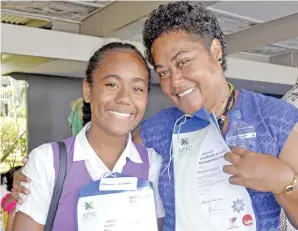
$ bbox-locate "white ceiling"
[102,1,298,61]
[206,2,298,55]
[249,44,296,56]
[208,1,298,22]
[21,59,88,78]
[1,1,112,22]
[2,1,298,59]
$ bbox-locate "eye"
[158,70,168,78]
[178,59,190,67]
[133,87,144,92]
[106,83,118,88]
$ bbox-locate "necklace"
[217,83,235,130]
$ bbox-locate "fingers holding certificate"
[224,147,294,194]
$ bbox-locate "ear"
[82,80,91,103]
[210,38,223,62]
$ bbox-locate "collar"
[73,122,143,164]
[173,107,211,134]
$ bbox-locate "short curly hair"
[142,1,227,71]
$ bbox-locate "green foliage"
[0,78,27,172]
[0,117,26,170]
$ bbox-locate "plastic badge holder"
[77,172,158,231]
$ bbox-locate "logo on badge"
[242,214,253,226]
[231,198,245,213]
[82,201,97,219]
[84,201,94,210]
[180,138,188,145]
[178,137,192,153]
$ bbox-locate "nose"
[170,69,183,95]
[115,86,132,105]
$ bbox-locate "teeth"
[109,111,131,117]
[178,86,197,98]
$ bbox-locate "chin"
[108,129,131,137]
[107,124,135,137]
[177,103,203,115]
[104,116,141,136]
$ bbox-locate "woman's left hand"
[223,147,294,194]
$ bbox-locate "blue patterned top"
[140,89,298,231]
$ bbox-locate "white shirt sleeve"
[16,143,55,225]
[147,148,165,219]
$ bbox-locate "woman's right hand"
[12,157,31,204]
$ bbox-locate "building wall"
[144,84,174,120]
[12,73,83,152]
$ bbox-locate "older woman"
[12,2,298,231]
[134,2,298,231]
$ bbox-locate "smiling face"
[152,31,226,115]
[83,50,149,136]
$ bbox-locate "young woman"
[11,42,164,231]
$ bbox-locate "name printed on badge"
[100,177,138,191]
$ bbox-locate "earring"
[218,57,222,63]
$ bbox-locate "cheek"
[91,91,112,110]
[187,64,214,89]
[160,79,171,95]
[134,95,148,114]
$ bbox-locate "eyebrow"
[102,74,121,81]
[171,50,189,62]
[154,64,164,70]
[132,78,147,84]
[154,50,189,70]
[103,74,147,84]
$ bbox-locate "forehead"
[93,50,148,79]
[151,31,205,60]
[100,50,144,67]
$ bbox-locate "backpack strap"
[44,141,67,231]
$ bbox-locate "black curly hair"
[142,1,227,71]
[83,42,151,126]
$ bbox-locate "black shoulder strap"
[44,141,68,231]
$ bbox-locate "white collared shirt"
[17,123,165,225]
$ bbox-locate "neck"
[86,123,128,170]
[210,82,231,119]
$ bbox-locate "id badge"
[77,173,158,231]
